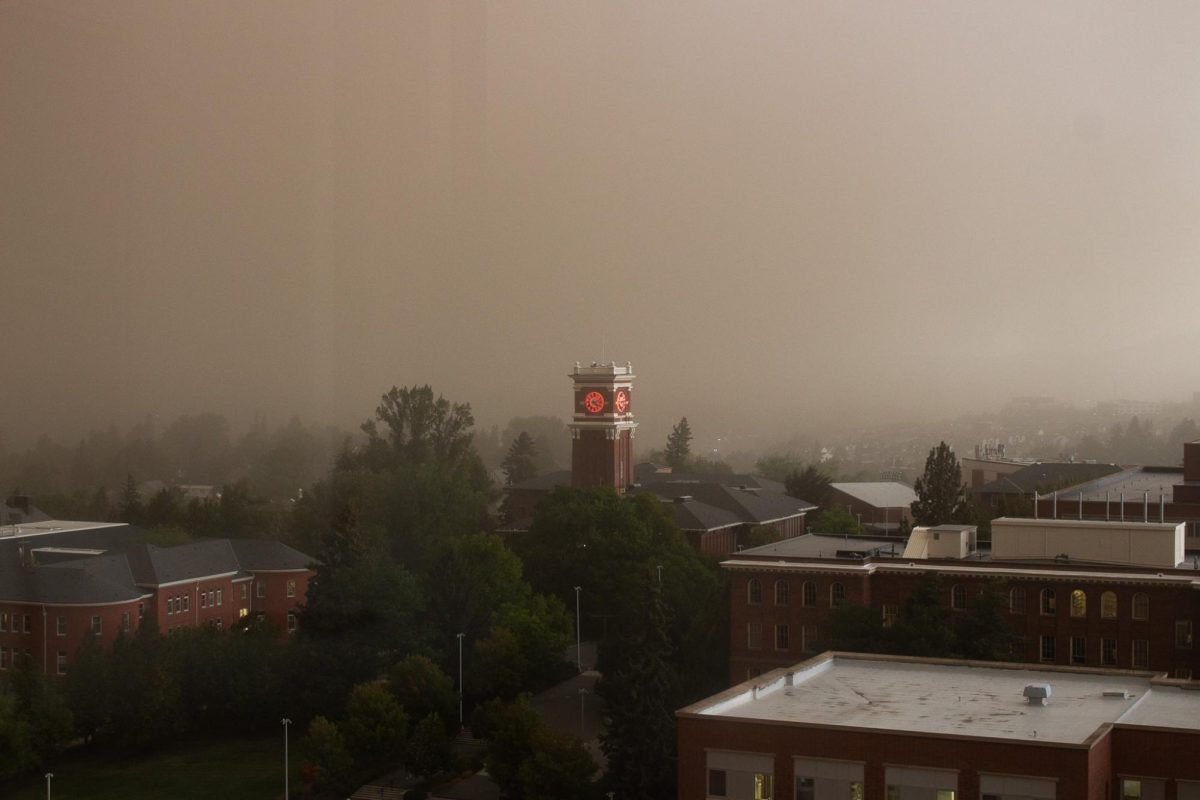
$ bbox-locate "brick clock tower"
[569,361,637,491]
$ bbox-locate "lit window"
[1070,589,1086,618]
[1071,636,1086,665]
[1102,638,1117,666]
[56,616,66,636]
[1040,635,1056,663]
[775,624,789,651]
[256,581,265,599]
[56,651,67,675]
[1101,591,1117,619]
[753,772,773,800]
[1122,779,1142,800]
[1132,639,1149,669]
[802,582,816,607]
[287,613,297,633]
[1040,588,1056,616]
[951,585,966,610]
[830,582,845,608]
[91,616,101,635]
[882,604,898,628]
[774,580,789,606]
[1177,620,1193,649]
[709,769,727,797]
[747,579,762,605]
[1009,587,1026,614]
[1132,593,1149,621]
[238,608,248,618]
[747,622,763,650]
[286,580,296,598]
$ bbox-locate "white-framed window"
[216,589,223,606]
[747,578,762,605]
[91,615,101,635]
[122,612,131,632]
[1009,587,1026,614]
[256,581,265,599]
[1039,635,1056,663]
[1132,592,1149,621]
[286,580,296,599]
[241,584,248,600]
[1070,589,1087,618]
[287,613,297,633]
[802,582,817,607]
[950,584,966,610]
[56,616,66,636]
[830,582,845,608]
[200,592,207,609]
[747,622,763,650]
[1040,588,1056,616]
[1132,639,1149,669]
[1177,620,1193,649]
[1101,591,1118,619]
[208,590,215,606]
[56,651,67,675]
[774,580,789,606]
[775,624,789,651]
[1102,637,1118,666]
[882,604,899,628]
[182,595,189,612]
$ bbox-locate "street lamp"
[578,686,588,742]
[573,586,582,672]
[45,772,52,800]
[281,718,291,800]
[656,564,663,585]
[456,632,465,728]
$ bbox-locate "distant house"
[0,516,314,678]
[825,482,917,534]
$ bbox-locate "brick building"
[825,482,916,535]
[678,651,1200,800]
[0,518,314,677]
[724,520,1200,684]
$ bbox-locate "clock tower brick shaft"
[569,361,637,491]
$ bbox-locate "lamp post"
[45,772,52,800]
[456,631,465,728]
[574,586,582,672]
[656,564,662,585]
[281,717,291,800]
[578,686,588,743]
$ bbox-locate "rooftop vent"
[1102,690,1131,699]
[1023,683,1052,706]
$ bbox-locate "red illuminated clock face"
[583,391,606,414]
[614,389,629,413]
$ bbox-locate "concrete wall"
[991,518,1184,569]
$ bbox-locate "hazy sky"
[4,2,1200,449]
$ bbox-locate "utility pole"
[574,586,582,671]
[281,718,291,800]
[456,632,465,728]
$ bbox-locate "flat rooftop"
[739,533,905,560]
[681,653,1200,746]
[0,520,127,540]
[1049,466,1185,503]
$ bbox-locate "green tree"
[755,453,806,483]
[425,532,529,648]
[502,416,570,474]
[118,473,143,524]
[342,682,409,771]
[827,605,892,654]
[519,730,599,800]
[66,632,111,743]
[893,572,955,657]
[302,715,355,796]
[808,506,861,535]
[664,417,693,470]
[8,657,73,769]
[743,524,781,549]
[501,431,540,486]
[0,689,35,780]
[407,712,456,780]
[472,694,545,799]
[784,465,833,508]
[911,442,970,526]
[955,583,1016,661]
[388,655,458,735]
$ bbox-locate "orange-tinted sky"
[4,2,1200,447]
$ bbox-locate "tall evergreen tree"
[502,432,539,486]
[910,442,969,526]
[118,473,143,524]
[663,417,693,470]
[784,465,833,508]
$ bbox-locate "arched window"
[802,582,817,608]
[774,580,790,606]
[747,578,762,605]
[1132,592,1149,621]
[1010,587,1027,614]
[1101,591,1118,619]
[951,585,966,610]
[1070,589,1087,618]
[830,582,845,608]
[1040,588,1057,616]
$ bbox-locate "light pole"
[656,564,663,585]
[574,586,582,672]
[281,717,291,800]
[578,686,588,743]
[456,632,465,728]
[45,772,52,800]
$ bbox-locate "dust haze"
[4,1,1200,451]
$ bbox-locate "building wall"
[571,429,632,490]
[0,598,144,677]
[826,487,910,527]
[249,569,312,633]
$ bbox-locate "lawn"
[3,733,300,800]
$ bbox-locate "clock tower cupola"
[569,361,637,491]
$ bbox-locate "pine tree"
[784,465,832,508]
[910,442,968,526]
[118,474,143,524]
[663,417,693,470]
[502,432,539,486]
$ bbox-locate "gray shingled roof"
[0,554,147,605]
[973,462,1123,496]
[829,482,917,509]
[228,538,315,571]
[126,540,241,586]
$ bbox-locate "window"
[56,651,67,675]
[1132,639,1149,669]
[121,612,131,632]
[802,582,816,608]
[1009,587,1026,614]
[238,607,248,618]
[747,622,763,650]
[138,602,145,619]
[1177,620,1193,649]
[951,585,966,610]
[754,772,773,800]
[0,612,7,631]
[1040,588,1056,615]
[91,615,101,635]
[1070,589,1086,618]
[175,597,182,614]
[774,580,789,606]
[286,613,297,633]
[775,624,789,651]
[1102,637,1117,666]
[1122,779,1142,800]
[830,582,845,608]
[23,613,32,633]
[256,581,265,599]
[748,579,762,605]
[208,590,215,606]
[1175,668,1193,680]
[200,592,207,609]
[1071,636,1086,665]
[167,597,174,615]
[0,647,6,670]
[1132,592,1149,621]
[216,589,223,606]
[182,595,189,612]
[1101,591,1117,619]
[215,619,223,630]
[709,769,727,797]
[795,777,814,800]
[882,604,899,628]
[286,580,296,599]
[241,584,248,600]
[1040,634,1056,663]
[56,616,66,636]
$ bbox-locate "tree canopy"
[911,441,970,526]
[664,417,693,470]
